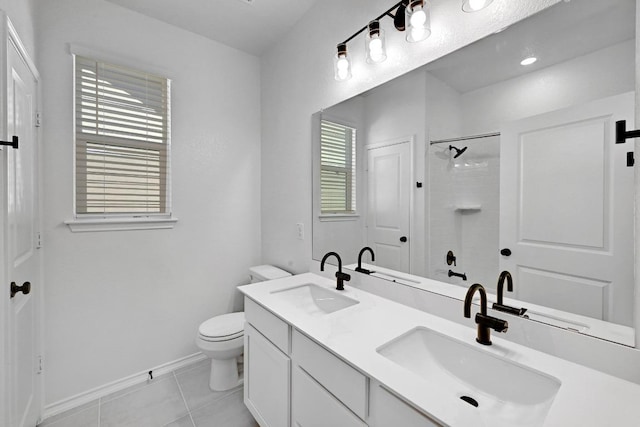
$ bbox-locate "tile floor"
[38,359,258,427]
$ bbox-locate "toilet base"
[209,357,241,391]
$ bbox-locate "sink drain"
[460,395,479,407]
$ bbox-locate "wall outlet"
[296,222,304,240]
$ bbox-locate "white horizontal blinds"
[320,120,356,214]
[75,55,170,214]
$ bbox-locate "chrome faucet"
[492,271,527,316]
[320,251,351,291]
[355,247,375,274]
[464,283,508,345]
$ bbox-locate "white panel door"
[367,142,411,273]
[500,92,634,326]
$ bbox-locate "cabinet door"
[369,383,442,427]
[292,365,366,427]
[244,324,290,427]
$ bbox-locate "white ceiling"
[105,0,319,56]
[424,0,636,93]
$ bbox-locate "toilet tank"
[249,265,292,283]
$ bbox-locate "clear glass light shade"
[406,1,431,42]
[366,29,387,63]
[462,0,494,12]
[334,51,352,81]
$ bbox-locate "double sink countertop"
[240,272,640,426]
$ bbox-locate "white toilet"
[196,265,291,391]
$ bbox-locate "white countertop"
[239,272,640,426]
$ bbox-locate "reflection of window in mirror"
[320,120,357,215]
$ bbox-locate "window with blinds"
[74,55,171,216]
[320,120,356,214]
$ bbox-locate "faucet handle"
[336,271,351,281]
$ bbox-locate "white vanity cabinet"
[291,330,367,427]
[244,296,440,427]
[244,299,291,427]
[369,382,442,427]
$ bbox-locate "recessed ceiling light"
[520,57,537,66]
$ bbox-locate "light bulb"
[462,0,493,12]
[334,44,352,81]
[409,27,428,41]
[410,8,427,27]
[468,0,487,10]
[366,21,387,64]
[406,1,431,42]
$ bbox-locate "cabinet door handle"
[500,248,512,256]
[400,236,408,243]
[10,281,31,298]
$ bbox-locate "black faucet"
[448,270,467,281]
[464,283,508,345]
[355,247,375,274]
[320,251,351,291]
[491,271,527,316]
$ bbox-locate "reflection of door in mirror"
[366,141,411,273]
[501,92,634,326]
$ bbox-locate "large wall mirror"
[312,0,637,346]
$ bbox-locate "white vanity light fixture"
[334,43,352,81]
[406,0,431,42]
[520,56,538,66]
[366,20,387,63]
[462,0,494,12]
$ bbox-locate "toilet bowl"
[196,312,245,391]
[196,265,291,391]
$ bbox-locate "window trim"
[67,45,176,231]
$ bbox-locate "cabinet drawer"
[245,297,290,353]
[292,365,366,427]
[292,329,367,419]
[369,383,442,427]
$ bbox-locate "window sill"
[65,217,178,233]
[319,214,360,222]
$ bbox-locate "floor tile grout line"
[173,371,197,427]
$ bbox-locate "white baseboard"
[42,352,207,421]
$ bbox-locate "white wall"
[260,0,560,273]
[36,0,261,405]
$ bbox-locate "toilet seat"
[198,312,245,342]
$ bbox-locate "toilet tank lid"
[249,265,292,281]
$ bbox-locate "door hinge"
[36,232,42,249]
[35,111,42,127]
[627,152,634,167]
[37,356,43,374]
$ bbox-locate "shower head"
[449,145,468,159]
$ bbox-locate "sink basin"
[271,283,359,314]
[377,327,561,427]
